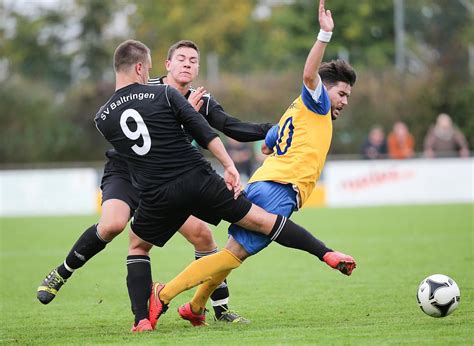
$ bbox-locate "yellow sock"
[160,249,241,304]
[190,269,232,314]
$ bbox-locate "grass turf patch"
[1,204,472,344]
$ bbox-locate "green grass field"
[1,204,472,345]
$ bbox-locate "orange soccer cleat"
[148,282,168,329]
[323,251,356,276]
[131,319,153,332]
[178,302,208,327]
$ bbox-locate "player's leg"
[178,216,248,322]
[37,199,131,304]
[127,229,154,331]
[180,236,250,326]
[235,204,356,273]
[37,157,137,304]
[236,204,332,258]
[158,248,241,304]
[62,198,130,274]
[238,205,356,274]
[127,192,188,331]
[129,174,200,329]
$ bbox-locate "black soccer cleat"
[37,269,66,304]
[214,307,250,324]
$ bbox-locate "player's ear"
[135,62,142,75]
[165,60,171,72]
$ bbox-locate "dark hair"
[167,40,199,60]
[114,40,150,72]
[319,59,357,87]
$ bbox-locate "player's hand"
[261,142,273,155]
[223,165,242,199]
[188,86,206,111]
[319,0,334,32]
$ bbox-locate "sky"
[4,0,71,17]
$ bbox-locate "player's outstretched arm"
[187,86,273,142]
[303,0,334,90]
[206,102,274,142]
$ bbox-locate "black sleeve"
[167,86,218,148]
[204,96,274,142]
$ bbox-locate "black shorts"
[100,155,139,216]
[131,166,252,247]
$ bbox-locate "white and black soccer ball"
[417,274,460,317]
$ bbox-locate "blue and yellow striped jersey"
[248,80,332,207]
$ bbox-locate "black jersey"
[148,76,273,142]
[95,83,218,191]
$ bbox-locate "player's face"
[165,47,199,86]
[327,82,351,120]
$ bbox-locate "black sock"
[195,249,229,317]
[57,224,108,279]
[210,281,229,318]
[268,215,333,261]
[126,255,152,325]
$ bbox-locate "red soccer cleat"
[323,251,356,276]
[131,319,153,332]
[148,282,168,329]
[178,302,208,327]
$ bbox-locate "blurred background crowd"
[1,0,472,167]
[361,113,470,160]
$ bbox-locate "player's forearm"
[222,120,274,142]
[304,0,334,89]
[303,40,327,90]
[208,107,273,142]
[207,137,236,169]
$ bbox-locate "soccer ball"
[416,274,460,317]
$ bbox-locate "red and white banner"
[325,158,473,207]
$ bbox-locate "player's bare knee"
[180,218,216,250]
[194,226,216,250]
[192,226,216,250]
[97,217,128,240]
[98,199,131,240]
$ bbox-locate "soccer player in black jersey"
[93,39,354,331]
[37,40,271,328]
[125,41,273,328]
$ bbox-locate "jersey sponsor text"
[100,92,155,120]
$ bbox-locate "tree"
[130,0,255,75]
[75,0,124,81]
[1,4,74,90]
